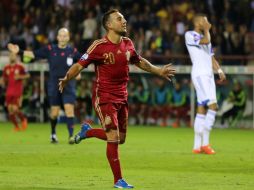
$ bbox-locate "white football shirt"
[185,31,214,76]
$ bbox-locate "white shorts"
[192,75,217,106]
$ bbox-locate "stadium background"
[0,0,254,128]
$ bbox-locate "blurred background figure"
[150,78,172,126]
[220,81,246,128]
[1,52,30,131]
[75,79,93,124]
[171,80,190,128]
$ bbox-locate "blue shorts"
[47,79,76,106]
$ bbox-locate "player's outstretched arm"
[7,43,35,58]
[59,63,83,93]
[212,56,226,82]
[135,57,176,81]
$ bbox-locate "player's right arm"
[199,30,211,44]
[59,40,102,93]
[199,18,211,44]
[59,63,83,93]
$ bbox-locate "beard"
[116,30,127,36]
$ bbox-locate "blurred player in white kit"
[185,14,226,154]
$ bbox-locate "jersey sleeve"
[185,32,201,46]
[33,45,51,59]
[209,44,215,56]
[78,43,101,68]
[129,40,142,64]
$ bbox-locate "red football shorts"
[94,101,128,134]
[5,95,21,107]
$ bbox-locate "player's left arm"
[212,56,226,82]
[134,57,176,81]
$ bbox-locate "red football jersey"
[79,36,141,104]
[2,63,27,97]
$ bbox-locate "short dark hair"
[193,13,207,23]
[102,9,119,30]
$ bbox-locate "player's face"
[57,29,70,48]
[194,16,205,30]
[9,52,17,63]
[108,12,127,36]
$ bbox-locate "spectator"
[150,78,171,126]
[220,81,246,128]
[81,11,98,52]
[171,80,190,128]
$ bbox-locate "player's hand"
[203,18,212,30]
[218,71,226,82]
[59,76,68,93]
[159,63,176,81]
[218,68,226,82]
[7,43,20,54]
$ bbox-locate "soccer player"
[59,9,175,189]
[8,28,82,144]
[185,14,226,154]
[1,52,30,131]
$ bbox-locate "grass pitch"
[0,122,254,190]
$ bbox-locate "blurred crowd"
[0,72,251,128]
[0,0,254,65]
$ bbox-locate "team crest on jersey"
[80,53,88,61]
[104,115,112,125]
[126,50,130,61]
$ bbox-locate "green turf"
[0,122,254,190]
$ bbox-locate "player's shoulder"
[122,37,134,45]
[185,30,200,37]
[185,30,195,37]
[87,38,108,53]
[16,62,25,68]
[122,37,131,41]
